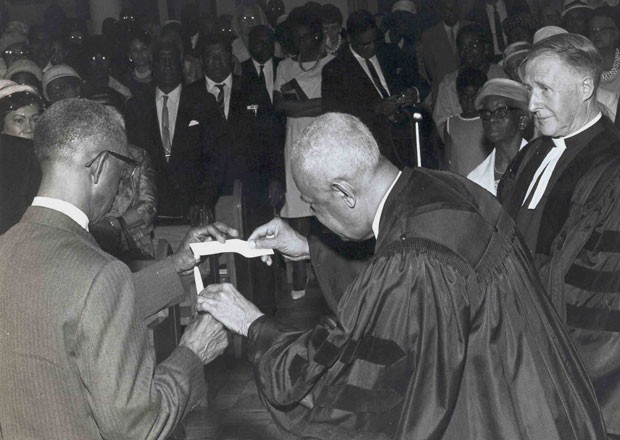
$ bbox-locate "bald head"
[291,112,381,189]
[34,98,126,167]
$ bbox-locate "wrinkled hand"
[247,217,310,266]
[180,312,229,365]
[197,283,264,336]
[172,222,240,274]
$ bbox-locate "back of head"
[34,98,126,168]
[346,9,377,39]
[291,112,380,188]
[523,32,602,90]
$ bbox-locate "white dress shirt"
[372,171,402,238]
[206,73,233,119]
[156,84,182,144]
[350,46,391,98]
[252,57,274,103]
[32,196,90,231]
[523,113,602,210]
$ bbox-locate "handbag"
[117,216,155,272]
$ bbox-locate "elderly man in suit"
[0,98,233,439]
[498,33,620,439]
[125,35,224,220]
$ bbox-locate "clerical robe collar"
[552,112,602,147]
[32,196,90,231]
[372,170,402,238]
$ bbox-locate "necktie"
[258,64,265,84]
[449,26,458,54]
[493,4,506,53]
[215,83,226,119]
[522,138,567,210]
[161,94,171,160]
[365,59,389,99]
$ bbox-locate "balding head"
[291,113,395,241]
[291,113,380,189]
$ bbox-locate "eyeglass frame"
[589,26,617,35]
[84,149,138,180]
[478,105,518,121]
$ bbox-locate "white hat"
[391,0,417,15]
[42,64,81,101]
[533,25,568,43]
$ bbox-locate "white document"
[190,240,274,292]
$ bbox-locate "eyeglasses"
[84,150,138,180]
[589,26,617,35]
[478,106,515,120]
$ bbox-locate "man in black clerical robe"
[498,33,620,438]
[198,113,605,439]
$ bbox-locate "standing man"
[0,99,231,439]
[198,112,606,440]
[498,33,620,438]
[125,35,222,219]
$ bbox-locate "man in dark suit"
[125,35,224,219]
[0,98,230,439]
[322,9,428,168]
[0,134,41,234]
[240,25,285,211]
[466,0,530,60]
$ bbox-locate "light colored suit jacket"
[0,207,206,439]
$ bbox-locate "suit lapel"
[344,47,380,98]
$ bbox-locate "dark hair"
[0,91,42,122]
[456,67,488,94]
[151,33,184,61]
[248,25,274,44]
[289,5,324,39]
[590,6,620,31]
[200,32,233,56]
[320,4,343,25]
[346,9,377,39]
[34,98,126,165]
[456,23,492,50]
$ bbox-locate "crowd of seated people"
[5,0,620,438]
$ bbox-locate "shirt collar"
[552,112,602,147]
[32,196,90,231]
[372,171,402,238]
[156,83,182,102]
[252,57,272,71]
[350,45,377,64]
[206,73,233,91]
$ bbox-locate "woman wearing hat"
[0,80,42,140]
[467,78,531,195]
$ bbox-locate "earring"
[129,57,133,63]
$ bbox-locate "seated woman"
[87,87,158,258]
[467,78,531,196]
[0,80,42,140]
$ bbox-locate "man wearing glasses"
[498,33,620,439]
[0,99,234,439]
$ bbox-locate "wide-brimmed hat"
[42,64,81,101]
[474,78,529,111]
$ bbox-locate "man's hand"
[247,218,310,265]
[197,283,264,336]
[179,313,229,365]
[172,222,240,274]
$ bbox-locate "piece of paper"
[191,240,274,292]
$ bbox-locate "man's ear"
[581,75,595,101]
[331,180,356,208]
[89,154,107,185]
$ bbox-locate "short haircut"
[456,23,492,50]
[34,98,126,166]
[291,113,380,188]
[151,33,184,61]
[321,4,343,26]
[346,9,377,39]
[456,67,488,95]
[248,24,274,44]
[288,5,324,39]
[200,32,233,56]
[523,33,602,90]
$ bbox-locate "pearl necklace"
[326,35,342,55]
[601,48,620,82]
[298,52,322,72]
